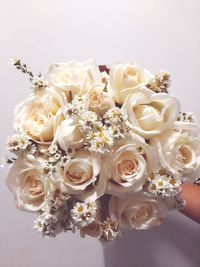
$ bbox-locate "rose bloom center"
[65,163,92,184]
[25,175,44,197]
[133,102,164,131]
[117,158,138,176]
[134,205,152,222]
[178,145,193,164]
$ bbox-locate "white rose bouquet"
[3,58,200,241]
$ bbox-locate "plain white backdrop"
[0,0,200,266]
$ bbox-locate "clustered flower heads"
[4,59,200,241]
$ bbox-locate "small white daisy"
[86,126,114,154]
[70,200,97,228]
[104,107,128,125]
[148,170,181,197]
[48,144,58,155]
[7,134,31,152]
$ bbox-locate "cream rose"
[151,129,200,182]
[6,155,45,212]
[109,192,174,230]
[58,149,107,200]
[101,134,158,196]
[122,87,180,138]
[48,59,101,100]
[85,83,115,115]
[54,119,84,151]
[14,88,64,143]
[108,62,153,104]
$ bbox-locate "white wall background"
[0,0,200,266]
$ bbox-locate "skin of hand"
[180,183,200,224]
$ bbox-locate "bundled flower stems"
[4,59,200,241]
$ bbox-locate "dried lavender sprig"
[10,58,34,80]
[10,58,48,91]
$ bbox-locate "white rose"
[14,88,64,143]
[48,59,101,100]
[85,83,115,115]
[108,62,153,104]
[151,129,200,182]
[6,155,45,212]
[122,87,180,138]
[58,149,107,200]
[54,119,84,151]
[108,192,174,230]
[101,134,158,196]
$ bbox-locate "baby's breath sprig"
[177,112,196,123]
[6,133,37,156]
[79,110,100,132]
[63,95,86,119]
[147,70,171,93]
[34,192,73,237]
[42,144,74,176]
[103,107,133,140]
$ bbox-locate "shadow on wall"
[102,211,200,267]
